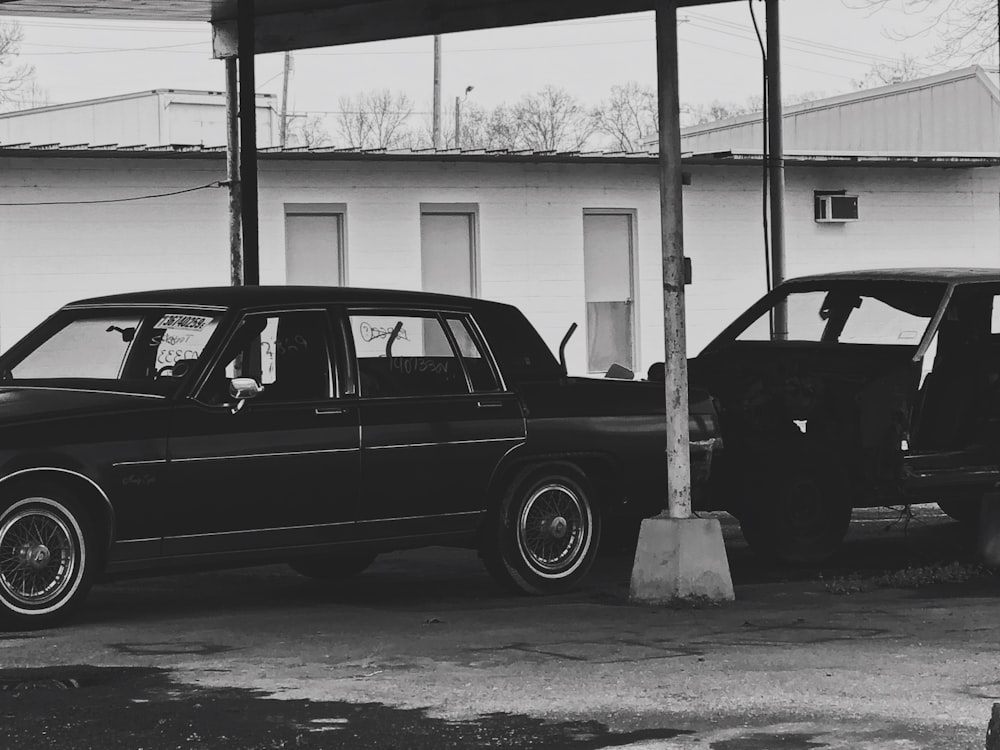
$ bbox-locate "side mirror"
[228,377,262,413]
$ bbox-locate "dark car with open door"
[690,268,1000,563]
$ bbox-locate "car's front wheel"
[480,464,601,595]
[0,485,95,630]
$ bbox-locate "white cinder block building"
[1,68,999,375]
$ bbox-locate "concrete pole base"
[629,516,735,604]
[978,492,1000,566]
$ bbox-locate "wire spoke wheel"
[0,490,92,628]
[516,482,591,577]
[0,507,77,608]
[481,464,601,595]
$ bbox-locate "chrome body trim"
[65,303,228,312]
[111,459,168,468]
[165,519,355,540]
[365,437,523,450]
[171,447,358,463]
[356,510,484,523]
[0,386,166,400]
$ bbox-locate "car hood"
[0,386,164,425]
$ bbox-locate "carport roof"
[0,0,729,23]
[0,0,739,50]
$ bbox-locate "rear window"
[473,305,562,384]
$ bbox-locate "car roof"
[66,285,513,312]
[786,267,1000,284]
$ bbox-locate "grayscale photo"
[0,0,998,747]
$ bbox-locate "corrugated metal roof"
[679,66,1000,155]
[1,142,998,168]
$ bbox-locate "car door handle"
[315,406,349,415]
[477,400,505,409]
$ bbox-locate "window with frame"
[199,310,332,404]
[349,311,494,397]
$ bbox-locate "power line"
[21,41,208,56]
[0,180,226,206]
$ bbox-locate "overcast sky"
[6,1,972,118]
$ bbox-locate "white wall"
[0,155,230,345]
[0,152,998,376]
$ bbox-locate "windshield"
[0,308,224,394]
[733,281,945,347]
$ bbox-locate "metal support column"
[237,0,260,286]
[225,57,243,286]
[654,0,691,520]
[766,0,787,338]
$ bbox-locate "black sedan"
[0,286,718,628]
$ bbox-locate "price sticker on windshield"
[155,314,214,331]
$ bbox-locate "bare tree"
[594,82,658,151]
[511,85,597,152]
[451,102,526,150]
[0,21,44,112]
[680,90,826,127]
[336,89,413,149]
[287,114,332,148]
[681,98,760,127]
[849,0,997,64]
[852,54,926,89]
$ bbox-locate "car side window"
[199,310,332,404]
[349,312,473,397]
[445,316,501,392]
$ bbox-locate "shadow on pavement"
[0,665,694,750]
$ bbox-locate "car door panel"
[161,309,361,557]
[358,393,524,527]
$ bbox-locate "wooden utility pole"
[654,0,691,520]
[432,35,442,149]
[225,57,243,286]
[279,51,292,149]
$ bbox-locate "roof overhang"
[2,144,999,169]
[0,0,740,55]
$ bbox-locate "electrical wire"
[0,180,226,206]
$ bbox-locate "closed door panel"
[348,309,523,533]
[163,309,361,556]
[359,394,524,527]
[163,402,361,555]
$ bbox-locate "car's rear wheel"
[738,449,852,565]
[480,464,601,595]
[289,552,378,581]
[0,485,95,630]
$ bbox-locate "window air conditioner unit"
[815,192,859,223]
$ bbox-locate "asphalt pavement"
[1,507,997,749]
